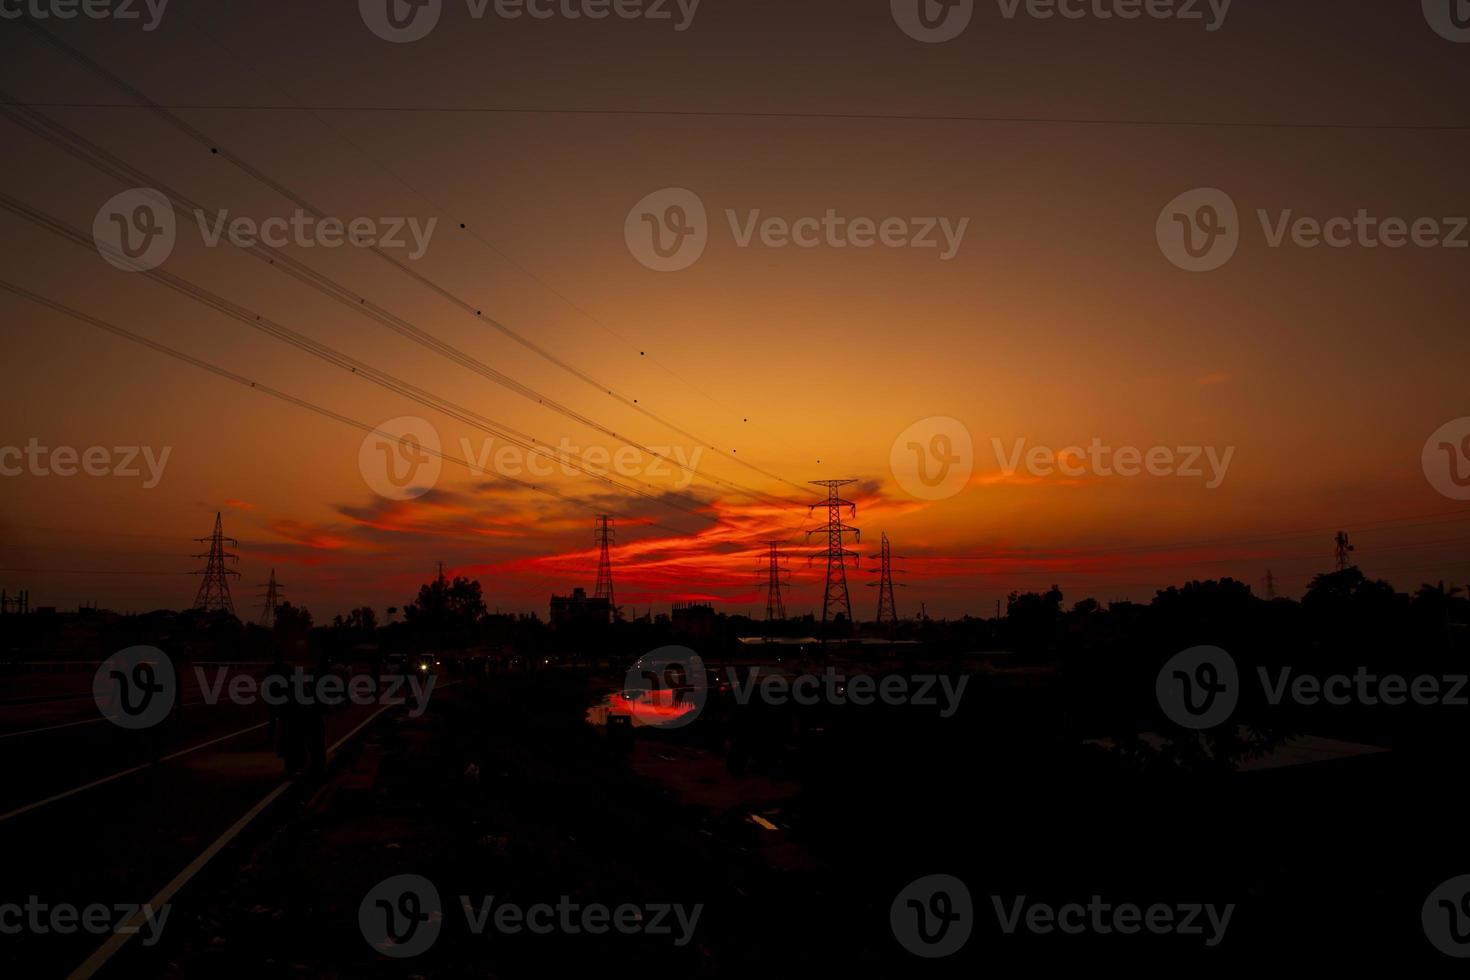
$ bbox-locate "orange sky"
[1,3,1468,618]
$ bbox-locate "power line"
[0,101,792,519]
[0,277,702,539]
[10,101,1470,134]
[0,124,769,512]
[171,8,784,457]
[0,191,721,526]
[0,542,188,558]
[912,534,1470,582]
[11,21,813,502]
[2,525,187,542]
[905,509,1470,564]
[0,567,185,576]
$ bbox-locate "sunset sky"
[1,1,1468,619]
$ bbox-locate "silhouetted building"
[672,601,716,637]
[550,587,611,628]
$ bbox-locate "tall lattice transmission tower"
[192,511,240,614]
[257,568,284,627]
[1334,531,1355,572]
[759,542,789,621]
[867,532,902,625]
[1264,568,1276,601]
[807,480,860,625]
[594,515,615,613]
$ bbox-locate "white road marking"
[0,722,266,825]
[67,780,292,980]
[0,700,212,740]
[66,678,462,977]
[0,715,112,739]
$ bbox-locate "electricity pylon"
[192,512,240,614]
[258,568,284,627]
[1334,531,1355,572]
[867,532,902,625]
[594,515,615,613]
[807,480,860,624]
[759,542,790,621]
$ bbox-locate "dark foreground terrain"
[5,656,1456,977]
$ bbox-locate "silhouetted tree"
[1148,577,1257,649]
[405,575,486,648]
[1071,597,1101,618]
[1006,585,1064,652]
[272,601,313,658]
[332,606,378,631]
[1412,580,1466,640]
[1301,567,1403,653]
